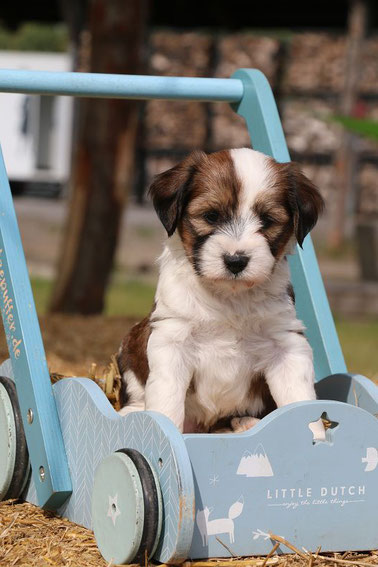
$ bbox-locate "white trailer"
[0,51,73,195]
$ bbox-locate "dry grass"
[0,314,138,379]
[0,499,106,566]
[1,498,378,567]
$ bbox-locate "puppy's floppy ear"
[149,150,206,236]
[285,162,325,248]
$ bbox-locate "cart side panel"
[25,378,195,564]
[185,400,378,558]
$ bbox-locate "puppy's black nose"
[223,253,249,275]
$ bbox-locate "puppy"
[117,148,325,435]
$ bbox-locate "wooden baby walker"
[0,68,377,565]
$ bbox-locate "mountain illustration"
[237,445,274,477]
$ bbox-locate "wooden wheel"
[92,448,162,564]
[0,376,30,500]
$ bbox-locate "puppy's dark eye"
[203,210,220,224]
[260,213,275,230]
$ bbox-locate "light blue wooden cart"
[0,68,377,565]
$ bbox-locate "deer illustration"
[196,497,244,545]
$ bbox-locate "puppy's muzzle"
[223,252,249,275]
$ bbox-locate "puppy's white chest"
[188,321,260,417]
[193,322,252,368]
[192,312,263,357]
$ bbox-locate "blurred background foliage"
[331,115,378,141]
[0,23,68,52]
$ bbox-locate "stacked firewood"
[139,30,378,215]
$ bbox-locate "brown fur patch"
[149,150,206,237]
[261,220,294,259]
[287,282,295,304]
[117,316,152,405]
[184,150,240,219]
[253,160,296,259]
[178,150,242,265]
[266,159,324,248]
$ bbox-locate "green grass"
[30,276,156,318]
[335,318,378,381]
[31,277,53,315]
[30,277,378,380]
[105,279,156,317]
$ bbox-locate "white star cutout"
[107,494,121,526]
[209,474,220,486]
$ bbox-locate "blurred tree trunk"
[328,0,367,249]
[50,0,148,314]
[58,0,88,70]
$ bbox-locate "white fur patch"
[118,369,145,416]
[230,147,272,215]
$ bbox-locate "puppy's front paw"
[231,416,260,433]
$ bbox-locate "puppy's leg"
[118,369,145,416]
[265,333,316,405]
[265,332,326,441]
[145,328,192,432]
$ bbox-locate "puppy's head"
[149,148,324,292]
